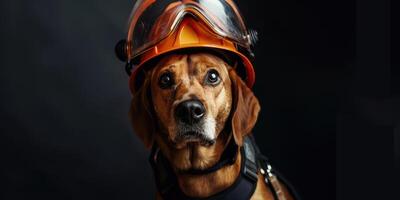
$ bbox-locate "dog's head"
[130,52,260,171]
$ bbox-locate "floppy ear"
[229,69,261,146]
[129,74,155,149]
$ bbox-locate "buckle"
[243,158,258,182]
[242,136,259,182]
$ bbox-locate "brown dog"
[129,52,294,200]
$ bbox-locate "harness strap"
[248,136,302,200]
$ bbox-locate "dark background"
[0,0,395,200]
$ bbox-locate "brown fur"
[130,53,293,199]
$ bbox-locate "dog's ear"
[229,69,260,146]
[129,73,155,149]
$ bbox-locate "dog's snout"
[175,100,205,124]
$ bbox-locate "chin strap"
[149,135,301,200]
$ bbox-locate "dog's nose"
[175,100,205,124]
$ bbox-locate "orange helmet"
[115,0,258,93]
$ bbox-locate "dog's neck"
[174,146,241,198]
[154,131,242,198]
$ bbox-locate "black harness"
[149,136,301,200]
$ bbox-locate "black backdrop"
[0,0,395,200]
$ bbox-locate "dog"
[129,52,295,200]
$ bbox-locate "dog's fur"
[129,53,293,199]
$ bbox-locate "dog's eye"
[158,71,174,89]
[205,69,220,85]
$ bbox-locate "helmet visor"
[127,0,250,59]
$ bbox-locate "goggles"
[126,0,255,61]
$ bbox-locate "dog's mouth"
[170,116,217,148]
[173,131,215,147]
